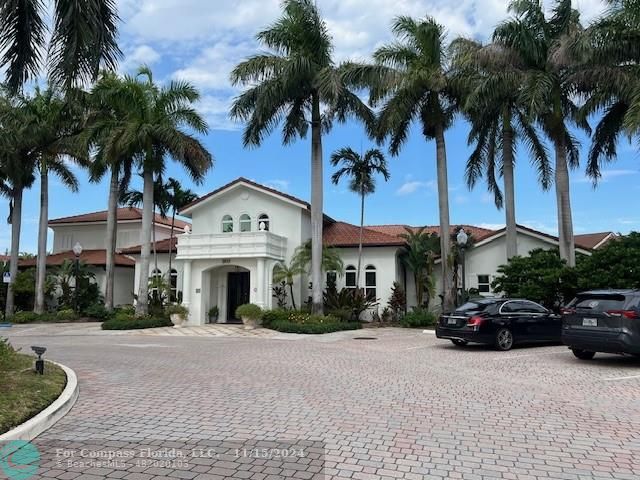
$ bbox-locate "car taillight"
[467,316,484,327]
[606,310,638,319]
[560,307,575,315]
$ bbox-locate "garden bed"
[101,314,172,330]
[0,346,67,434]
[262,309,362,334]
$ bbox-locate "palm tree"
[0,0,120,92]
[84,72,137,312]
[291,240,345,277]
[25,88,88,314]
[230,0,374,315]
[0,92,37,317]
[493,0,591,267]
[330,147,389,288]
[450,39,551,260]
[272,260,306,310]
[399,227,440,308]
[100,67,211,316]
[165,177,198,288]
[343,16,459,311]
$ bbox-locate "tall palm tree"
[0,0,121,92]
[97,67,212,316]
[399,227,440,308]
[330,147,389,288]
[230,0,374,315]
[343,16,458,311]
[25,88,88,314]
[0,92,37,317]
[450,39,551,260]
[272,260,306,310]
[165,177,198,290]
[493,0,591,267]
[84,72,137,312]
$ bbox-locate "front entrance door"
[227,271,250,322]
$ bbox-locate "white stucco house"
[31,177,615,323]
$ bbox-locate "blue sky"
[2,0,639,254]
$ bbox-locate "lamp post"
[72,242,83,314]
[456,229,468,305]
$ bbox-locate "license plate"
[583,318,598,327]
[447,318,457,325]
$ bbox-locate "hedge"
[268,319,361,334]
[399,309,437,328]
[102,313,172,330]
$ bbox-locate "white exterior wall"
[92,267,136,306]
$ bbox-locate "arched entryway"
[203,264,251,323]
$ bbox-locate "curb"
[0,360,79,442]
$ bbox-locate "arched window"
[170,269,178,302]
[365,265,376,300]
[258,214,270,231]
[240,214,252,232]
[345,265,356,289]
[150,268,162,299]
[222,215,233,233]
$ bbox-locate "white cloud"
[575,169,638,183]
[477,223,505,230]
[264,179,290,191]
[521,220,558,235]
[396,180,435,196]
[120,44,161,72]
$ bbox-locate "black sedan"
[436,298,562,351]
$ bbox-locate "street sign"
[2,272,10,284]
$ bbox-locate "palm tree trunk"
[435,126,454,312]
[288,282,297,310]
[356,189,364,290]
[502,116,517,260]
[168,210,175,301]
[310,92,324,315]
[554,140,575,267]
[34,166,48,314]
[135,168,154,316]
[5,188,23,318]
[104,167,119,311]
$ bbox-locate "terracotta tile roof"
[49,207,190,230]
[19,250,135,268]
[179,177,336,222]
[323,222,407,247]
[0,255,9,263]
[575,232,616,250]
[121,236,178,254]
[366,224,496,240]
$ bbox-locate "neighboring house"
[21,208,189,306]
[21,177,616,322]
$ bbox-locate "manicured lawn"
[0,352,66,434]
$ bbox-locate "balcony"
[175,231,287,261]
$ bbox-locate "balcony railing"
[175,231,287,260]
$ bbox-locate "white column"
[256,258,265,308]
[182,260,192,309]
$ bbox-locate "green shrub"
[10,311,43,324]
[261,309,289,328]
[56,309,79,321]
[400,308,437,328]
[0,338,16,367]
[166,304,189,316]
[102,313,172,330]
[83,303,112,321]
[269,318,361,334]
[235,303,262,320]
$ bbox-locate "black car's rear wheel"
[572,349,596,360]
[495,328,514,351]
[451,339,468,346]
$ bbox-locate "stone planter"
[170,313,186,328]
[241,316,261,330]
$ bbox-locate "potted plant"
[166,304,189,328]
[208,306,219,323]
[235,303,263,329]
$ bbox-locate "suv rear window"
[573,295,626,312]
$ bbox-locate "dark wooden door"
[227,271,250,322]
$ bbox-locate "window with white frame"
[345,265,356,289]
[170,269,178,301]
[326,270,337,287]
[365,265,377,300]
[240,214,252,232]
[477,274,491,293]
[222,215,234,233]
[150,268,162,298]
[258,214,270,231]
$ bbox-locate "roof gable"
[49,207,189,230]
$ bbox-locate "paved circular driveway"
[4,327,640,480]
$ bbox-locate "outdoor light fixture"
[72,242,83,314]
[456,228,469,305]
[72,242,83,257]
[456,228,468,247]
[31,346,46,375]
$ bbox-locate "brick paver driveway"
[3,327,640,480]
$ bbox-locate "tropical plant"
[0,0,121,92]
[165,177,198,285]
[291,240,344,277]
[343,16,459,311]
[93,67,212,316]
[272,281,288,309]
[450,38,550,260]
[273,260,306,310]
[493,0,591,267]
[235,303,263,321]
[324,287,378,321]
[576,233,640,290]
[230,0,374,315]
[387,281,407,321]
[55,259,97,311]
[399,227,440,308]
[330,147,390,289]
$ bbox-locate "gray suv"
[561,289,640,359]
